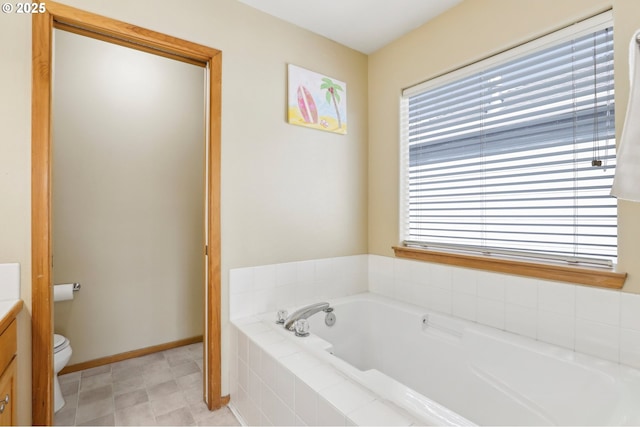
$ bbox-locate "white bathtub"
[269,293,640,426]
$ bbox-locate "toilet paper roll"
[54,283,75,302]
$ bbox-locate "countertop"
[0,299,23,332]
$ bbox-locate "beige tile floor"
[54,342,240,426]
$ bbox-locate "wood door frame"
[31,3,222,424]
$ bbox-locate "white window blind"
[400,13,616,267]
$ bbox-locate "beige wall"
[0,0,368,423]
[368,0,640,293]
[9,0,640,423]
[0,10,33,425]
[52,29,206,364]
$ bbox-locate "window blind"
[400,14,616,266]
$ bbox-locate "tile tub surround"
[228,254,640,425]
[230,255,640,373]
[229,317,416,426]
[369,254,640,370]
[229,255,368,320]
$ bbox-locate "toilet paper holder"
[54,283,81,291]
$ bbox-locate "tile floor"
[54,342,240,426]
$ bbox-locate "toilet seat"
[54,334,69,353]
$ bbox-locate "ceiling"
[236,0,464,54]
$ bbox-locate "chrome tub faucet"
[282,302,332,331]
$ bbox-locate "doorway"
[32,2,222,424]
[52,26,206,372]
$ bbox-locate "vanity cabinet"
[0,318,17,426]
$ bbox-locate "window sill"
[392,246,627,289]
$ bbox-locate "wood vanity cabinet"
[0,319,17,426]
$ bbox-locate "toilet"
[53,334,72,413]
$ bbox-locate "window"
[400,12,616,267]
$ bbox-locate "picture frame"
[287,64,347,135]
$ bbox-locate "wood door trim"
[32,8,54,423]
[32,3,222,424]
[53,22,208,67]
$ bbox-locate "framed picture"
[287,64,347,135]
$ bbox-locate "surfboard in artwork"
[297,85,318,124]
[287,64,347,135]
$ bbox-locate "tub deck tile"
[319,380,376,415]
[296,363,346,391]
[347,400,414,426]
[280,351,323,376]
[237,320,270,336]
[262,339,301,359]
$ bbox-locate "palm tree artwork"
[321,78,344,130]
[287,64,347,134]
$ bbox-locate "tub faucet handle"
[294,319,310,337]
[276,309,288,324]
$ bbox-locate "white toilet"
[53,334,72,413]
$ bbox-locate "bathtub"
[244,293,640,426]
